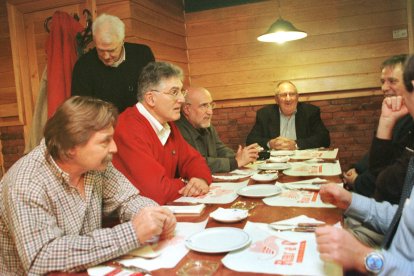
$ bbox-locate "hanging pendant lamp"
[257,1,307,44]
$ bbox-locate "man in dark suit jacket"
[246,80,330,150]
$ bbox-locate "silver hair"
[137,62,184,102]
[92,13,125,43]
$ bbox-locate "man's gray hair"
[137,61,184,102]
[92,13,125,42]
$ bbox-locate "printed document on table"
[291,148,339,160]
[263,189,335,208]
[283,161,341,176]
[87,220,208,274]
[174,180,249,204]
[222,221,341,275]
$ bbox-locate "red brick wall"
[0,126,25,173]
[0,95,382,174]
[212,95,383,170]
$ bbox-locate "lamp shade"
[257,17,307,44]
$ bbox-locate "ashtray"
[176,259,219,276]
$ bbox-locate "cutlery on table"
[270,226,317,232]
[270,222,325,227]
[106,261,152,275]
[269,222,325,232]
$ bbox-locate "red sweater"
[113,106,212,204]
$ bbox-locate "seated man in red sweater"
[113,61,212,204]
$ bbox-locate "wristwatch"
[364,251,384,274]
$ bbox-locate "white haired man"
[72,13,155,112]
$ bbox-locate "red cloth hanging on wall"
[45,11,83,117]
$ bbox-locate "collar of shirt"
[279,109,297,140]
[110,44,126,68]
[136,102,171,145]
[45,147,71,186]
[279,108,297,118]
[43,139,95,189]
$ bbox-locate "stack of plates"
[268,156,290,163]
[270,150,295,156]
[257,163,291,171]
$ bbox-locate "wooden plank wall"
[185,0,409,106]
[1,0,412,172]
[0,0,18,124]
[97,0,188,82]
[0,0,187,172]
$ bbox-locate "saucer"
[250,172,278,182]
[209,208,249,223]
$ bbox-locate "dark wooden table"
[51,172,344,276]
[154,173,343,275]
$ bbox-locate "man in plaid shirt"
[0,96,176,275]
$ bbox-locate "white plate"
[185,227,250,253]
[270,150,295,156]
[209,208,249,223]
[268,156,290,163]
[250,172,278,182]
[257,163,291,170]
[211,174,249,181]
[237,184,282,198]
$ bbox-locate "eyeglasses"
[187,102,216,111]
[151,88,188,99]
[199,102,216,110]
[96,41,124,55]
[277,92,298,99]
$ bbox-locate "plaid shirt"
[0,141,157,275]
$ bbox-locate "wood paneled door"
[6,0,96,141]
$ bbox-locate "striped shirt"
[0,140,157,275]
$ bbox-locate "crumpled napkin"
[276,177,327,191]
[271,215,324,226]
[270,215,341,230]
[212,169,256,181]
[278,177,343,191]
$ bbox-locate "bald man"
[176,87,259,173]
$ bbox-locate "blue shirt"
[346,191,414,274]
